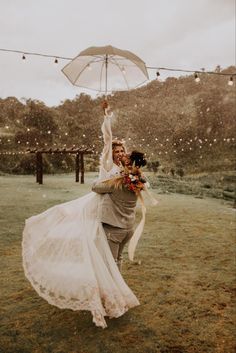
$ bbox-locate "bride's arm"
[99,111,113,176]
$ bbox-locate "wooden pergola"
[29,147,93,184]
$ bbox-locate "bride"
[22,105,140,329]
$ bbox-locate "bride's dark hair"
[129,151,147,167]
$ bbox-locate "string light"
[148,64,236,79]
[0,137,235,155]
[0,48,235,82]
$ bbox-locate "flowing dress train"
[22,113,139,328]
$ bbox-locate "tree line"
[0,66,235,175]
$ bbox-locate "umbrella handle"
[105,54,108,97]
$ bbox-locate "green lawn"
[0,173,235,353]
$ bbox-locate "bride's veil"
[127,174,158,261]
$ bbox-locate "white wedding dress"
[22,113,139,328]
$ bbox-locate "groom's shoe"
[117,260,123,272]
[115,259,122,272]
[117,255,123,272]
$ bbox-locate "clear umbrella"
[62,45,149,95]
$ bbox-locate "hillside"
[0,66,235,174]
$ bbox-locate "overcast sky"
[0,0,235,106]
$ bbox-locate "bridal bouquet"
[121,166,146,194]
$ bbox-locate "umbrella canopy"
[62,45,149,94]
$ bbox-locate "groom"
[92,151,147,271]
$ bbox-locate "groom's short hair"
[130,151,147,167]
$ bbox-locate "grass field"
[0,173,235,353]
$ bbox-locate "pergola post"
[36,152,43,184]
[75,153,80,182]
[36,152,40,183]
[80,153,84,184]
[30,147,92,185]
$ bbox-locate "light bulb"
[87,64,92,71]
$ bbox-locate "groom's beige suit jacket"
[92,181,137,230]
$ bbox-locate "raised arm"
[99,111,114,179]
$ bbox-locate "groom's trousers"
[102,223,134,264]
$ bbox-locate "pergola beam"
[28,148,93,185]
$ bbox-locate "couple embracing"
[22,105,152,328]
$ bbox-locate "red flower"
[123,176,131,184]
[128,184,136,191]
[122,167,146,193]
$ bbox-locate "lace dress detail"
[22,114,139,328]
